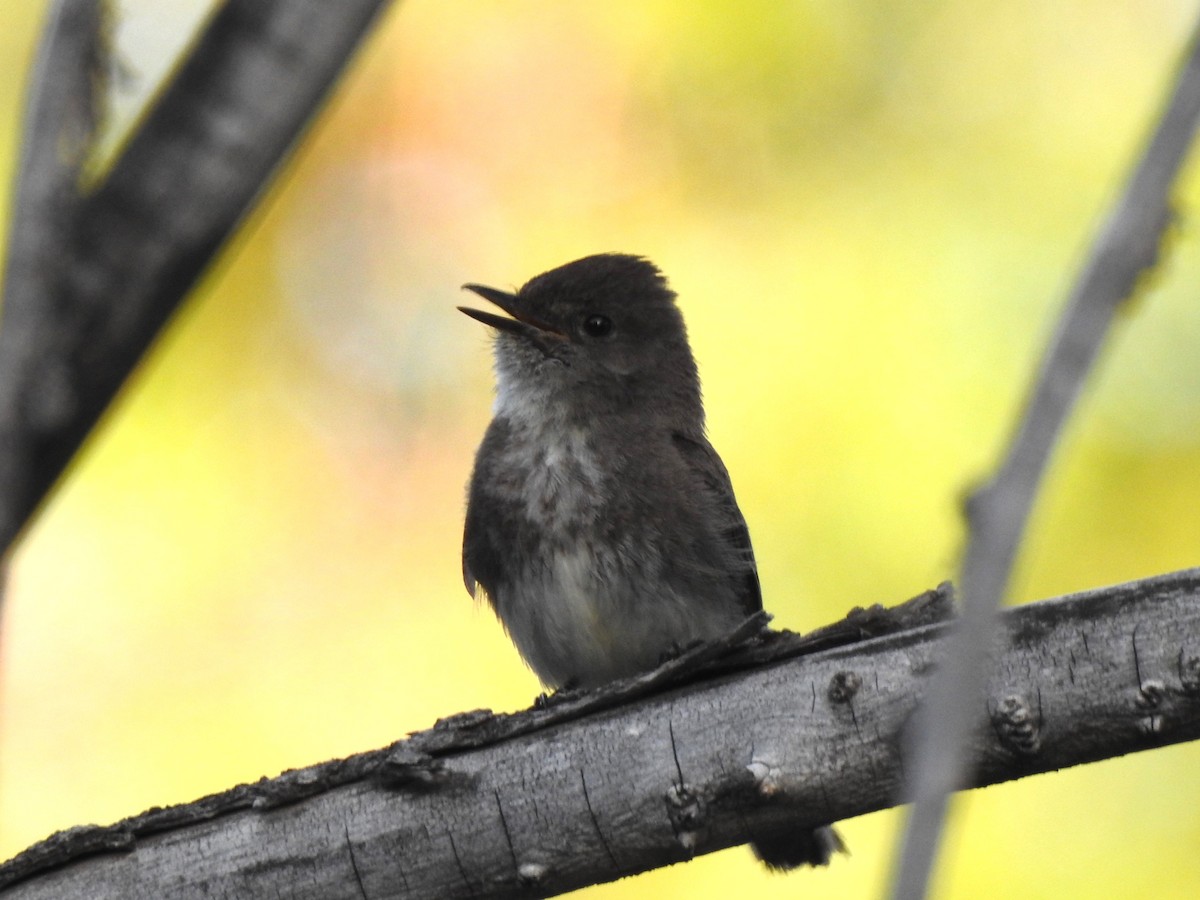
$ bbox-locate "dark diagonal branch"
[1,571,1198,899]
[891,16,1200,899]
[0,0,109,559]
[0,0,398,562]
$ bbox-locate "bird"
[458,253,842,870]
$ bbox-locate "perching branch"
[0,0,398,562]
[2,570,1198,899]
[891,14,1200,899]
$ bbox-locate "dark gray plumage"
[459,254,841,870]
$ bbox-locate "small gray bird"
[459,253,841,870]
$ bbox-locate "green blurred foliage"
[1,1,1199,897]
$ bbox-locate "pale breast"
[483,411,740,688]
[497,421,606,529]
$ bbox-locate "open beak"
[458,284,566,341]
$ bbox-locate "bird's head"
[459,254,702,422]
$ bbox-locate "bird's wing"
[672,432,763,616]
[462,489,500,611]
[461,420,511,611]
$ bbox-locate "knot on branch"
[517,862,549,885]
[746,758,785,797]
[827,670,862,704]
[991,694,1041,756]
[664,783,706,855]
[1136,678,1168,710]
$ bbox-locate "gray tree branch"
[891,15,1200,898]
[0,0,397,562]
[0,0,108,563]
[1,570,1197,899]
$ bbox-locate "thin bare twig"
[890,17,1200,899]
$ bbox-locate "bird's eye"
[582,314,614,338]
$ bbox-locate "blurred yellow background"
[2,1,1200,897]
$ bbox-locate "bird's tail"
[751,825,845,871]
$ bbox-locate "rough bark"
[0,571,1196,899]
